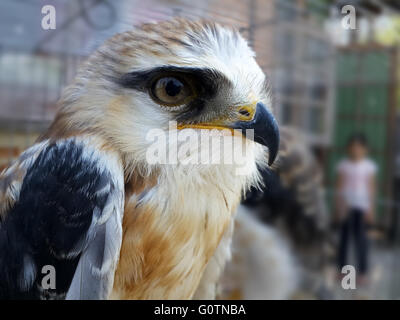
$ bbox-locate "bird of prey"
[0,19,279,300]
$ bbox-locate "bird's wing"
[243,126,328,233]
[272,126,328,230]
[0,137,124,300]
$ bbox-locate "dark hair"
[347,133,368,148]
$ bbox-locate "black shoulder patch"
[0,140,113,299]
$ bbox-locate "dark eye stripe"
[115,66,231,99]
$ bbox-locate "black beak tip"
[253,103,280,166]
[255,125,279,166]
[267,139,279,166]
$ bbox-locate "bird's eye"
[150,76,194,106]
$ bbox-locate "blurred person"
[335,133,377,285]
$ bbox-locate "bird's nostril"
[239,109,251,117]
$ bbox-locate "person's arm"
[366,173,376,225]
[334,171,346,222]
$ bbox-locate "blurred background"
[0,0,399,299]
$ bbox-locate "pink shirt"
[337,158,377,212]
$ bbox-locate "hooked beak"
[231,102,279,166]
[177,101,279,166]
